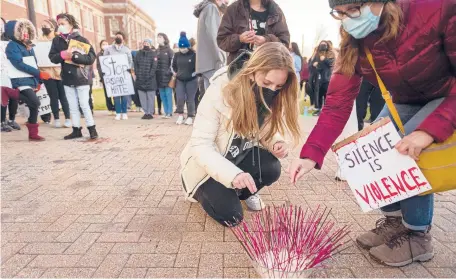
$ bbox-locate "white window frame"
[5,0,26,7]
[34,0,49,15]
[51,0,66,18]
[82,9,94,32]
[109,18,120,37]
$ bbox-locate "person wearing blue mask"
[289,0,456,267]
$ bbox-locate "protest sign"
[18,85,52,117]
[65,39,91,65]
[99,54,135,97]
[332,118,432,212]
[34,42,59,67]
[5,56,37,79]
[36,85,52,116]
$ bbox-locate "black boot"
[64,127,83,140]
[87,125,98,139]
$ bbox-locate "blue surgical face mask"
[342,4,383,39]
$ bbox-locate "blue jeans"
[376,97,445,231]
[159,87,173,115]
[114,96,128,114]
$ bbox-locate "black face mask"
[143,46,151,50]
[42,27,52,36]
[253,83,280,107]
[319,45,328,51]
[115,38,122,44]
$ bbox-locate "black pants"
[315,82,328,110]
[19,89,40,124]
[356,80,385,131]
[5,99,18,121]
[44,79,70,119]
[1,106,6,122]
[156,92,162,114]
[194,148,281,226]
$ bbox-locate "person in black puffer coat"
[156,33,174,118]
[172,32,197,126]
[308,40,335,116]
[49,13,98,140]
[134,39,158,119]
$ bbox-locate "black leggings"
[194,147,281,226]
[3,98,19,121]
[44,79,70,119]
[19,88,40,124]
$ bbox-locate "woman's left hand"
[272,141,288,159]
[395,131,434,160]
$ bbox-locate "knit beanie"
[328,0,394,8]
[143,38,153,45]
[178,31,190,48]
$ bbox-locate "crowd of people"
[1,0,455,269]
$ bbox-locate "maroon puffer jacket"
[300,0,456,168]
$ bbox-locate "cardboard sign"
[332,118,432,212]
[100,54,135,97]
[65,39,91,65]
[34,42,59,67]
[36,85,51,116]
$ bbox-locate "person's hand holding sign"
[233,173,257,194]
[240,31,255,44]
[288,158,316,184]
[272,141,288,158]
[395,131,434,160]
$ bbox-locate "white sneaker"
[176,115,184,125]
[245,194,265,211]
[54,119,62,128]
[64,119,72,128]
[115,114,121,121]
[136,107,142,112]
[184,117,193,125]
[165,114,171,119]
[122,113,128,120]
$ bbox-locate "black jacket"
[96,50,104,82]
[49,32,96,87]
[134,48,158,91]
[156,45,174,88]
[309,55,334,84]
[172,50,196,82]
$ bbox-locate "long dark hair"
[291,42,302,58]
[157,33,170,46]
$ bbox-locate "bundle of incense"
[230,205,350,278]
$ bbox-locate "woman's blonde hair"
[337,2,403,76]
[223,42,300,145]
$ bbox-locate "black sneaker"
[141,114,148,120]
[64,127,83,140]
[147,114,154,119]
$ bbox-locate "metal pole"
[27,0,37,26]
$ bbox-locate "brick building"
[1,0,156,52]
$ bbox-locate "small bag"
[365,47,456,195]
[168,76,176,89]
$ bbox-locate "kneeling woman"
[180,43,300,226]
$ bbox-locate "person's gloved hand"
[60,50,73,60]
[39,72,51,80]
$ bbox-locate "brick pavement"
[1,112,456,278]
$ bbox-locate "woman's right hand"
[288,158,317,184]
[232,172,257,194]
[240,31,255,44]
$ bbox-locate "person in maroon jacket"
[289,0,456,267]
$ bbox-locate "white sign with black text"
[99,54,135,97]
[332,118,432,212]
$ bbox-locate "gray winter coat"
[103,44,134,70]
[194,1,226,74]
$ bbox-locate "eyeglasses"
[330,4,364,20]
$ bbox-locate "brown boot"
[356,217,407,249]
[369,229,434,267]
